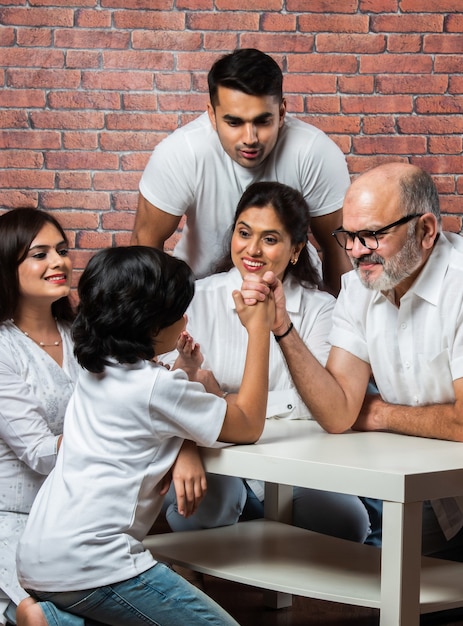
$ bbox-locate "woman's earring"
[291,256,298,265]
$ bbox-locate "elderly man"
[244,162,463,558]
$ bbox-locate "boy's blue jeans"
[30,562,239,626]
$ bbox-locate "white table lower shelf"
[143,519,463,614]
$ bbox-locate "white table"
[144,420,463,625]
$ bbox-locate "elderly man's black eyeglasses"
[332,214,423,251]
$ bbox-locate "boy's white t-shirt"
[17,360,226,592]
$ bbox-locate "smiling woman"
[161,181,371,544]
[0,208,79,626]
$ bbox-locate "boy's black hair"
[208,48,283,108]
[73,246,195,373]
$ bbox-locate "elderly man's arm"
[354,381,463,442]
[241,270,371,433]
[131,193,181,248]
[311,210,352,297]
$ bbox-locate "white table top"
[201,420,463,503]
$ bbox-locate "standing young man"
[132,48,351,294]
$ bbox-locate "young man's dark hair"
[208,48,283,108]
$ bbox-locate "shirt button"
[401,323,407,329]
[287,404,293,410]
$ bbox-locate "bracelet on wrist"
[274,321,294,343]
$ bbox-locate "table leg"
[380,500,422,626]
[263,483,293,608]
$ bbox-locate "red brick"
[305,96,341,114]
[105,113,178,131]
[113,192,138,212]
[0,26,15,45]
[285,74,337,94]
[433,175,456,194]
[30,111,105,129]
[338,75,374,94]
[0,88,45,108]
[121,153,152,171]
[440,196,463,214]
[288,54,357,74]
[424,34,463,53]
[342,95,413,114]
[442,215,462,232]
[114,232,133,246]
[371,14,443,32]
[398,116,463,134]
[445,14,463,33]
[363,116,396,134]
[159,93,211,112]
[176,0,212,8]
[100,132,156,153]
[261,13,297,32]
[217,0,282,7]
[2,48,64,68]
[0,150,44,168]
[287,0,357,11]
[7,69,81,89]
[75,9,112,28]
[415,96,463,114]
[241,33,314,53]
[77,231,112,248]
[299,14,369,33]
[48,91,121,110]
[40,197,109,214]
[155,73,192,92]
[387,34,422,53]
[63,132,99,150]
[187,12,259,31]
[56,172,92,189]
[429,136,463,155]
[0,190,38,209]
[410,155,463,175]
[0,111,29,129]
[45,152,119,171]
[112,9,181,29]
[122,94,158,111]
[347,155,409,174]
[66,51,100,69]
[353,135,427,155]
[434,55,463,73]
[360,0,398,11]
[360,54,432,73]
[377,75,448,94]
[316,33,386,53]
[132,30,202,50]
[0,169,55,189]
[299,115,361,134]
[101,211,136,230]
[401,0,463,11]
[93,172,140,191]
[103,51,174,71]
[0,130,61,149]
[0,7,74,27]
[16,27,52,47]
[82,71,154,91]
[55,29,129,49]
[203,33,238,51]
[285,95,304,113]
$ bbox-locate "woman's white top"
[168,267,335,420]
[0,321,78,604]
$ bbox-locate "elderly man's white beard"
[351,229,423,292]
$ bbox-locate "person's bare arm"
[217,291,274,444]
[311,210,352,296]
[131,193,181,248]
[355,380,463,442]
[241,271,370,433]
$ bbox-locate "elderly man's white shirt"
[330,232,463,539]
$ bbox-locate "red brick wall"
[1,0,462,277]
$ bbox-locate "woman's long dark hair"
[0,207,74,323]
[73,246,195,373]
[215,181,321,288]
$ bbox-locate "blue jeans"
[29,562,239,626]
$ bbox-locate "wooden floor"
[176,566,463,626]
